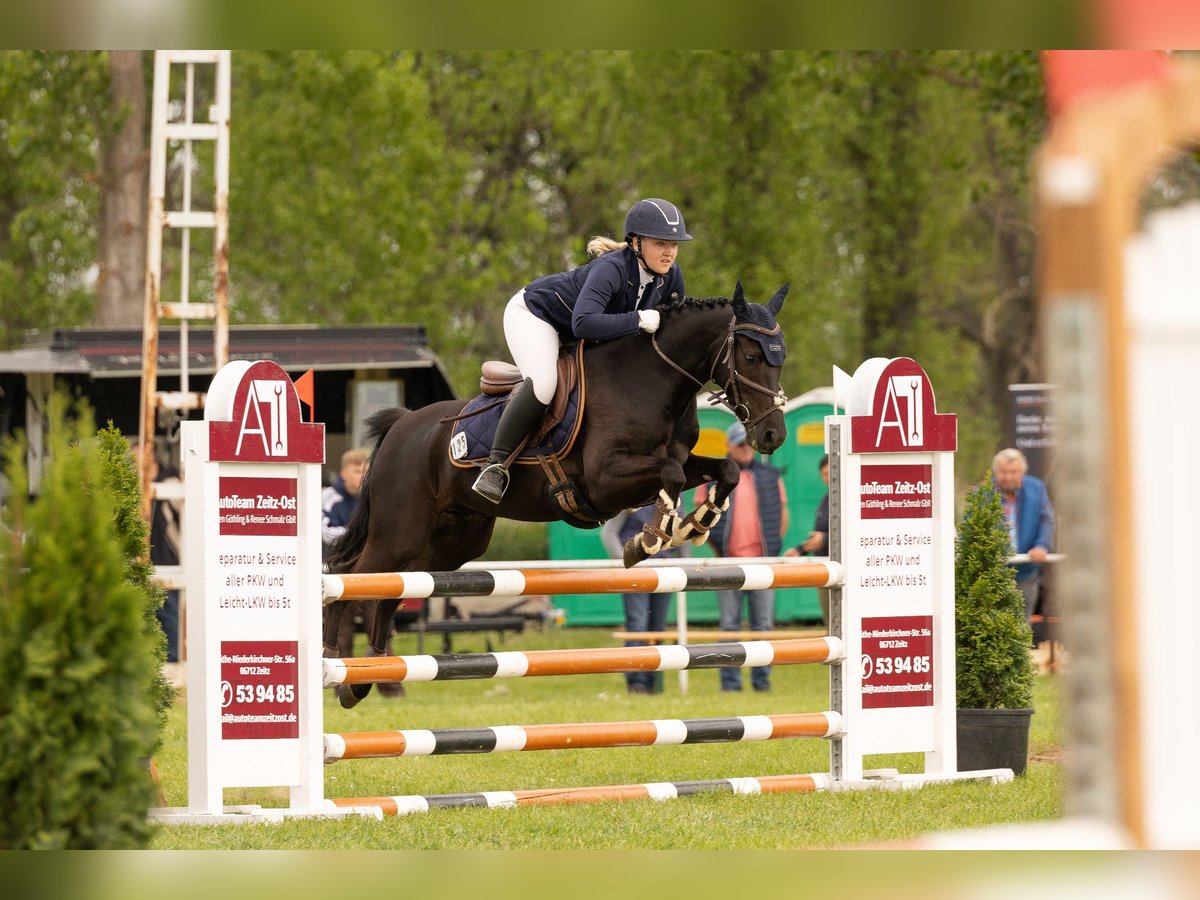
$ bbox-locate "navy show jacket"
[521,246,685,343]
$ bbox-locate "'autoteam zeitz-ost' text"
[218,492,298,527]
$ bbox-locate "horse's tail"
[326,408,409,573]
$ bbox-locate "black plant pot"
[956,707,1034,776]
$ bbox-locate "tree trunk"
[95,51,147,328]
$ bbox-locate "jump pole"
[323,637,843,686]
[330,772,832,815]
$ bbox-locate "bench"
[392,597,546,654]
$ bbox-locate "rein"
[650,317,788,430]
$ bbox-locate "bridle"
[651,316,788,432]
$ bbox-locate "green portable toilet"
[546,388,834,627]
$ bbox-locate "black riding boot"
[472,378,547,504]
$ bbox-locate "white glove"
[638,309,661,333]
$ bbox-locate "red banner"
[859,464,933,520]
[218,476,298,536]
[860,616,934,709]
[220,640,299,740]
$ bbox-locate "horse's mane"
[659,295,732,316]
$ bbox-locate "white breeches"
[504,290,562,404]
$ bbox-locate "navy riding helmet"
[624,198,694,241]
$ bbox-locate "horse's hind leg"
[334,597,402,708]
[335,510,497,709]
[621,489,683,568]
[322,603,345,656]
[334,535,416,708]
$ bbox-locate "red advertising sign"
[850,358,956,454]
[218,476,298,536]
[860,616,934,709]
[220,640,299,739]
[209,360,324,463]
[860,464,933,520]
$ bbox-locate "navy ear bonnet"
[738,304,787,366]
[732,282,789,366]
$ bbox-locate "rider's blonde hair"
[586,235,628,257]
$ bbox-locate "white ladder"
[138,50,232,512]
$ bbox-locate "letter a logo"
[875,375,925,448]
[236,380,290,456]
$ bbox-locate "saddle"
[446,343,598,524]
[477,346,579,446]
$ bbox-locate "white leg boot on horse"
[622,490,682,568]
[472,378,548,504]
[672,492,731,548]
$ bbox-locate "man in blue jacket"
[992,447,1056,622]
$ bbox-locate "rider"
[472,197,693,503]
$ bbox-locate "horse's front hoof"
[337,682,372,709]
[622,537,648,569]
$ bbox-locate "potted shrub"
[954,473,1035,774]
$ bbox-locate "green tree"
[0,51,107,349]
[96,423,174,732]
[0,50,1052,469]
[800,51,1046,483]
[0,396,160,848]
[954,473,1034,710]
[230,52,454,351]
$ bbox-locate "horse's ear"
[732,281,748,320]
[766,283,789,316]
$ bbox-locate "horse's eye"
[743,352,760,364]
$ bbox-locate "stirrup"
[472,462,510,504]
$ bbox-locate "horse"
[325,282,790,707]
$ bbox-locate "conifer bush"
[96,423,175,731]
[0,396,160,848]
[954,473,1035,710]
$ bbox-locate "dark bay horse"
[326,282,790,706]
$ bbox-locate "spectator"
[321,449,404,697]
[784,454,830,625]
[601,506,682,694]
[149,457,182,663]
[321,448,367,560]
[991,447,1056,623]
[698,422,789,692]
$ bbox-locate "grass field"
[149,625,1063,849]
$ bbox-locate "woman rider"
[472,197,693,503]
